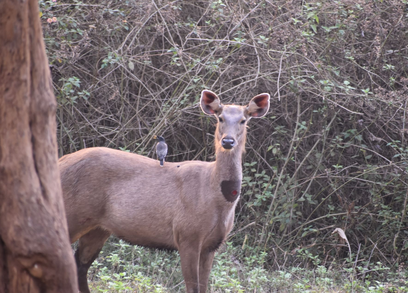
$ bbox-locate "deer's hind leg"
[75,227,111,293]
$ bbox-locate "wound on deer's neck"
[220,180,241,202]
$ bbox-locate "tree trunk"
[0,0,78,292]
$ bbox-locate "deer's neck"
[212,146,244,203]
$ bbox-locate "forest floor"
[86,239,408,293]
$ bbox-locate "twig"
[276,47,286,101]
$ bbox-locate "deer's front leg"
[179,240,201,293]
[199,250,215,292]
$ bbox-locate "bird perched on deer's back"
[155,136,167,167]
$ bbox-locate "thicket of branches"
[41,0,408,270]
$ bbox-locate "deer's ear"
[200,90,223,115]
[245,93,270,118]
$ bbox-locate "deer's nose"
[221,137,235,149]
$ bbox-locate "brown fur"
[59,90,270,293]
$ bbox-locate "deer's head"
[200,90,270,152]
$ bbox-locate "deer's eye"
[219,117,224,123]
[240,119,247,124]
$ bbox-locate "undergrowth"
[41,0,408,289]
[87,238,408,292]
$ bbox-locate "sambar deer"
[59,90,270,293]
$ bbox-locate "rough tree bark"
[0,0,78,292]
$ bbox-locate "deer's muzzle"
[221,137,235,150]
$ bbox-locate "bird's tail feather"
[160,158,164,166]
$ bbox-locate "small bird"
[155,136,168,167]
